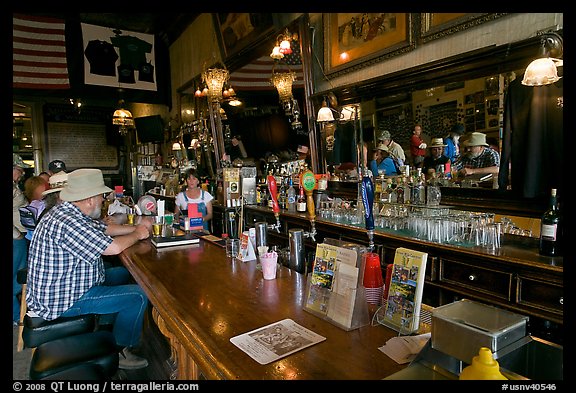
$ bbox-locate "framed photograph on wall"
[419,13,508,44]
[323,13,415,77]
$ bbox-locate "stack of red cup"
[362,252,384,305]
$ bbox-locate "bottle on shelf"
[287,177,296,212]
[278,177,287,210]
[539,188,562,256]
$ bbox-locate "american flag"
[13,13,70,89]
[229,40,304,91]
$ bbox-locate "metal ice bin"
[431,299,528,364]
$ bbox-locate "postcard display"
[304,238,371,331]
[375,247,428,335]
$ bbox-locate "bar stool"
[22,314,119,380]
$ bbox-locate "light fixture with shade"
[269,29,298,60]
[522,32,563,87]
[112,99,134,135]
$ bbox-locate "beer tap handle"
[361,173,375,251]
[267,175,281,231]
[301,169,317,241]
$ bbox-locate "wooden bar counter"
[120,237,407,380]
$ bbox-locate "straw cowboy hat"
[464,132,489,147]
[42,171,68,197]
[428,138,447,148]
[373,143,389,152]
[60,168,112,202]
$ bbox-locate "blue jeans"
[61,266,148,348]
[13,237,28,323]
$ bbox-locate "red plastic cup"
[363,252,384,305]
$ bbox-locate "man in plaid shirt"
[454,132,500,177]
[26,168,152,370]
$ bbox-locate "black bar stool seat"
[29,330,118,380]
[23,314,96,348]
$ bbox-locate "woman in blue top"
[174,168,213,231]
[369,143,399,177]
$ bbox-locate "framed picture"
[323,13,415,76]
[214,13,274,59]
[420,13,508,43]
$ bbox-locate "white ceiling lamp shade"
[522,32,563,87]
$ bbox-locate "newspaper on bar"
[230,319,326,365]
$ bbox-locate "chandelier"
[201,67,230,103]
[270,69,296,105]
[112,99,134,135]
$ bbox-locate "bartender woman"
[174,168,213,231]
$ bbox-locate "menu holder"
[303,238,370,331]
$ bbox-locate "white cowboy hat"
[42,171,68,197]
[464,132,489,147]
[428,138,447,148]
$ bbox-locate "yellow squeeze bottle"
[459,347,508,380]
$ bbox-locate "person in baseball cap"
[48,159,67,175]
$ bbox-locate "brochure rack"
[304,238,370,331]
[375,247,428,335]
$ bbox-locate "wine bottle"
[287,177,296,212]
[539,188,562,256]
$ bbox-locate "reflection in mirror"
[325,72,518,188]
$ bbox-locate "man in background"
[377,130,406,166]
[454,132,500,177]
[410,124,427,168]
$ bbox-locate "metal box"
[431,299,528,364]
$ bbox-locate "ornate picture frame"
[323,13,415,77]
[419,13,508,44]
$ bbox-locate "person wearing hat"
[370,143,400,178]
[454,132,501,177]
[13,153,31,326]
[377,130,406,166]
[423,138,451,179]
[27,168,153,369]
[47,159,67,175]
[444,124,465,163]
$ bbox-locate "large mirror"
[314,30,563,208]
